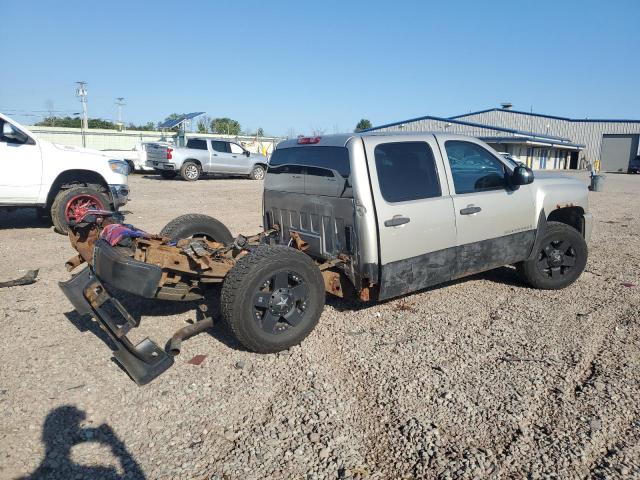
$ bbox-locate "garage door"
[600,134,639,172]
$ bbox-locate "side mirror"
[511,165,534,187]
[2,122,17,138]
[244,150,251,157]
[2,122,28,143]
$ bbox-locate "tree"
[211,117,241,136]
[35,116,155,131]
[354,119,372,132]
[196,119,208,133]
[127,121,156,131]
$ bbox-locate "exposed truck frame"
[60,210,347,385]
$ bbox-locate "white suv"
[0,113,129,233]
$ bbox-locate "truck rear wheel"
[517,221,587,290]
[159,214,233,243]
[180,161,201,181]
[221,245,325,353]
[51,185,110,235]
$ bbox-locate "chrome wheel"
[184,164,199,180]
[251,166,265,180]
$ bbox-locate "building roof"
[364,113,575,143]
[450,108,640,124]
[480,136,585,150]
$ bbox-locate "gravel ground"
[0,172,639,479]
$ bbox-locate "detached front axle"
[59,211,348,384]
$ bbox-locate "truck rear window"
[186,139,208,150]
[268,147,350,179]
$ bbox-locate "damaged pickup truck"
[59,132,592,384]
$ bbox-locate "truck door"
[209,140,235,173]
[364,136,457,300]
[436,136,536,278]
[0,118,43,203]
[228,142,252,174]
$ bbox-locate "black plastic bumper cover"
[59,267,173,385]
[93,239,162,298]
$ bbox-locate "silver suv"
[146,138,269,181]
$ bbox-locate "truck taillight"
[166,148,173,159]
[297,136,321,144]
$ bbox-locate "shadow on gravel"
[0,208,51,230]
[475,265,528,288]
[140,174,251,182]
[20,405,145,480]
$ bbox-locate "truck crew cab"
[59,132,592,384]
[146,138,269,181]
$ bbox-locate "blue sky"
[2,0,639,135]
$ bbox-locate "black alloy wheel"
[535,239,577,279]
[252,270,309,335]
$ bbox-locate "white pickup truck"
[101,142,162,173]
[0,113,130,234]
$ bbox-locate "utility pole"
[115,97,125,131]
[75,81,88,147]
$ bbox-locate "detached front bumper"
[109,184,129,208]
[59,266,173,385]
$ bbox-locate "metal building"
[367,106,640,172]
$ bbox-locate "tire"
[518,221,587,290]
[180,161,201,181]
[160,170,177,179]
[51,185,110,235]
[249,164,266,180]
[159,213,233,243]
[221,245,325,353]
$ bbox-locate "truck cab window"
[210,141,228,153]
[229,143,244,154]
[186,139,208,150]
[373,142,441,203]
[445,141,507,194]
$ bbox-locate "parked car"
[0,113,129,234]
[60,132,592,384]
[101,142,163,173]
[146,137,269,181]
[628,156,640,174]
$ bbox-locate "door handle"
[291,175,302,179]
[460,206,482,215]
[384,215,410,227]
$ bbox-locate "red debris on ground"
[187,354,207,366]
[621,282,636,288]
